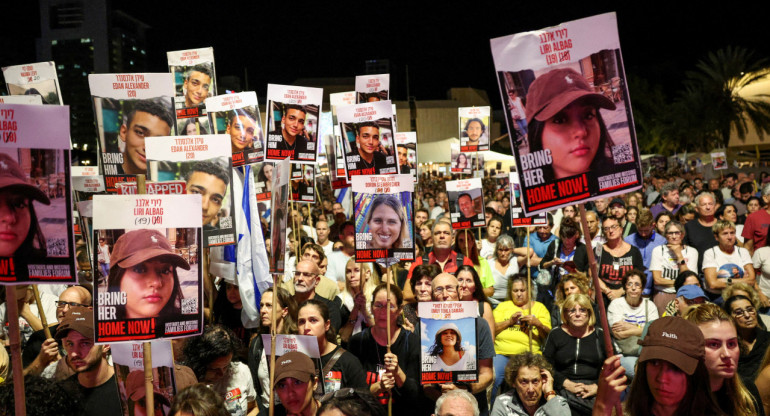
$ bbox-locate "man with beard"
[490,352,568,416]
[415,209,429,229]
[291,259,341,330]
[58,306,122,416]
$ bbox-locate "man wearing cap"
[672,285,708,317]
[124,369,170,416]
[23,285,92,377]
[258,350,319,416]
[426,273,495,415]
[58,306,122,416]
[609,198,637,238]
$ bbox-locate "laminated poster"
[509,172,548,227]
[145,134,236,247]
[394,132,418,182]
[446,178,485,230]
[265,84,323,163]
[2,62,63,105]
[491,12,642,215]
[111,340,176,416]
[337,100,398,180]
[355,73,390,103]
[0,95,43,105]
[458,106,491,152]
[92,194,203,342]
[290,163,315,203]
[352,174,414,263]
[167,47,216,125]
[450,143,470,175]
[206,91,264,167]
[711,152,727,170]
[419,301,479,385]
[88,73,175,192]
[269,159,291,274]
[0,103,75,284]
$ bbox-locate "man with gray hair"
[650,182,682,218]
[684,191,719,271]
[742,182,770,256]
[434,389,480,416]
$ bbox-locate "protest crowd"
[4,12,770,416]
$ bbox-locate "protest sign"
[394,132,418,182]
[0,95,42,105]
[450,143,470,174]
[491,12,642,215]
[167,47,216,125]
[88,73,175,192]
[459,106,491,152]
[509,172,548,227]
[711,151,727,170]
[419,301,479,384]
[92,194,203,342]
[2,62,63,105]
[338,100,398,180]
[111,340,176,416]
[352,174,414,262]
[355,74,390,103]
[269,159,291,274]
[206,91,264,166]
[446,178,485,230]
[290,163,315,203]
[115,181,186,195]
[265,84,323,163]
[0,103,75,284]
[261,334,326,392]
[252,162,274,202]
[145,134,236,247]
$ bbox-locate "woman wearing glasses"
[348,283,420,415]
[649,221,699,316]
[724,295,770,387]
[595,217,644,305]
[607,269,658,380]
[491,274,551,400]
[543,293,606,415]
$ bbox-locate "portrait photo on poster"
[446,178,485,230]
[264,85,322,163]
[92,96,175,188]
[290,163,315,203]
[168,47,216,111]
[458,106,491,152]
[394,132,418,182]
[420,317,478,379]
[352,174,414,262]
[111,340,176,416]
[2,61,64,105]
[147,156,235,247]
[355,73,390,104]
[492,13,642,215]
[206,92,264,166]
[269,160,291,274]
[450,143,470,175]
[94,227,202,342]
[0,148,74,283]
[252,161,274,201]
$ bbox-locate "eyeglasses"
[666,231,682,236]
[433,286,458,296]
[568,307,588,315]
[373,302,398,311]
[56,301,90,309]
[602,225,620,232]
[732,307,756,317]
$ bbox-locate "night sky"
[3,1,769,111]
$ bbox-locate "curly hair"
[554,272,591,306]
[183,325,243,380]
[0,375,82,416]
[428,327,464,356]
[504,352,553,387]
[169,383,229,416]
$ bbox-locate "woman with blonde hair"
[684,303,760,416]
[550,273,595,327]
[338,258,379,343]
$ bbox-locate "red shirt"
[407,250,475,279]
[743,209,770,249]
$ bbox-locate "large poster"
[419,301,478,385]
[88,73,176,192]
[145,134,236,247]
[355,74,390,103]
[112,340,176,416]
[265,84,323,163]
[491,12,642,215]
[206,92,264,167]
[167,47,216,122]
[337,100,398,180]
[329,92,356,189]
[290,163,315,203]
[269,159,291,274]
[352,175,414,262]
[446,178,485,230]
[2,62,64,105]
[459,106,491,152]
[0,104,75,284]
[92,194,203,342]
[394,132,418,182]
